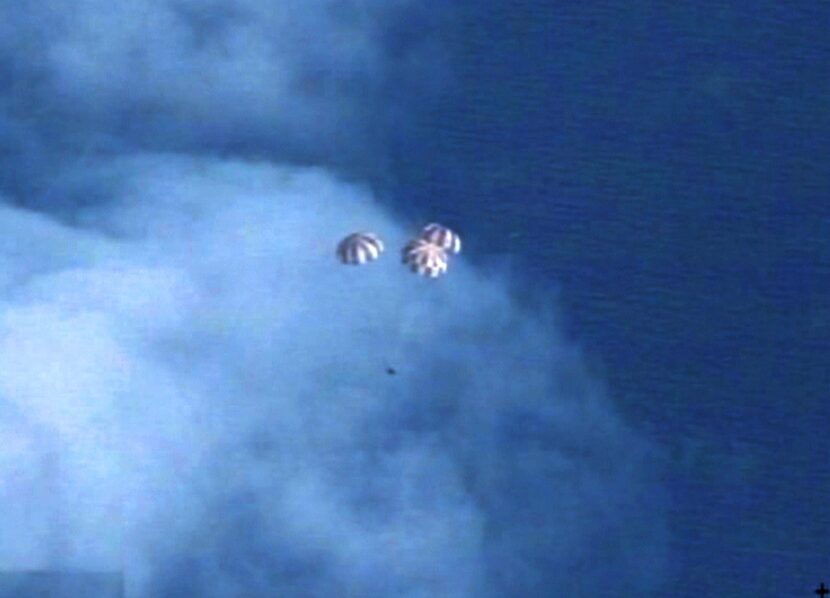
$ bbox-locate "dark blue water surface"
[385,2,830,595]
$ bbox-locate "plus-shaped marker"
[816,582,829,597]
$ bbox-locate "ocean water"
[386,2,830,595]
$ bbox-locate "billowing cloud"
[0,0,444,204]
[0,1,667,596]
[0,156,666,596]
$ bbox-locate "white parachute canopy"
[336,232,385,265]
[401,239,449,278]
[419,223,461,255]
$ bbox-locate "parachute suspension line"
[401,239,448,278]
[335,223,462,375]
[393,223,463,370]
[400,222,460,278]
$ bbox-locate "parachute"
[419,223,461,255]
[336,232,384,265]
[401,239,449,278]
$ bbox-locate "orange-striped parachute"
[336,232,384,265]
[401,239,448,278]
[419,223,461,255]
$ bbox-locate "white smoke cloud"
[0,0,444,203]
[0,1,667,596]
[0,156,666,596]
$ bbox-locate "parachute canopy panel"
[336,232,385,265]
[402,239,449,278]
[419,223,461,255]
